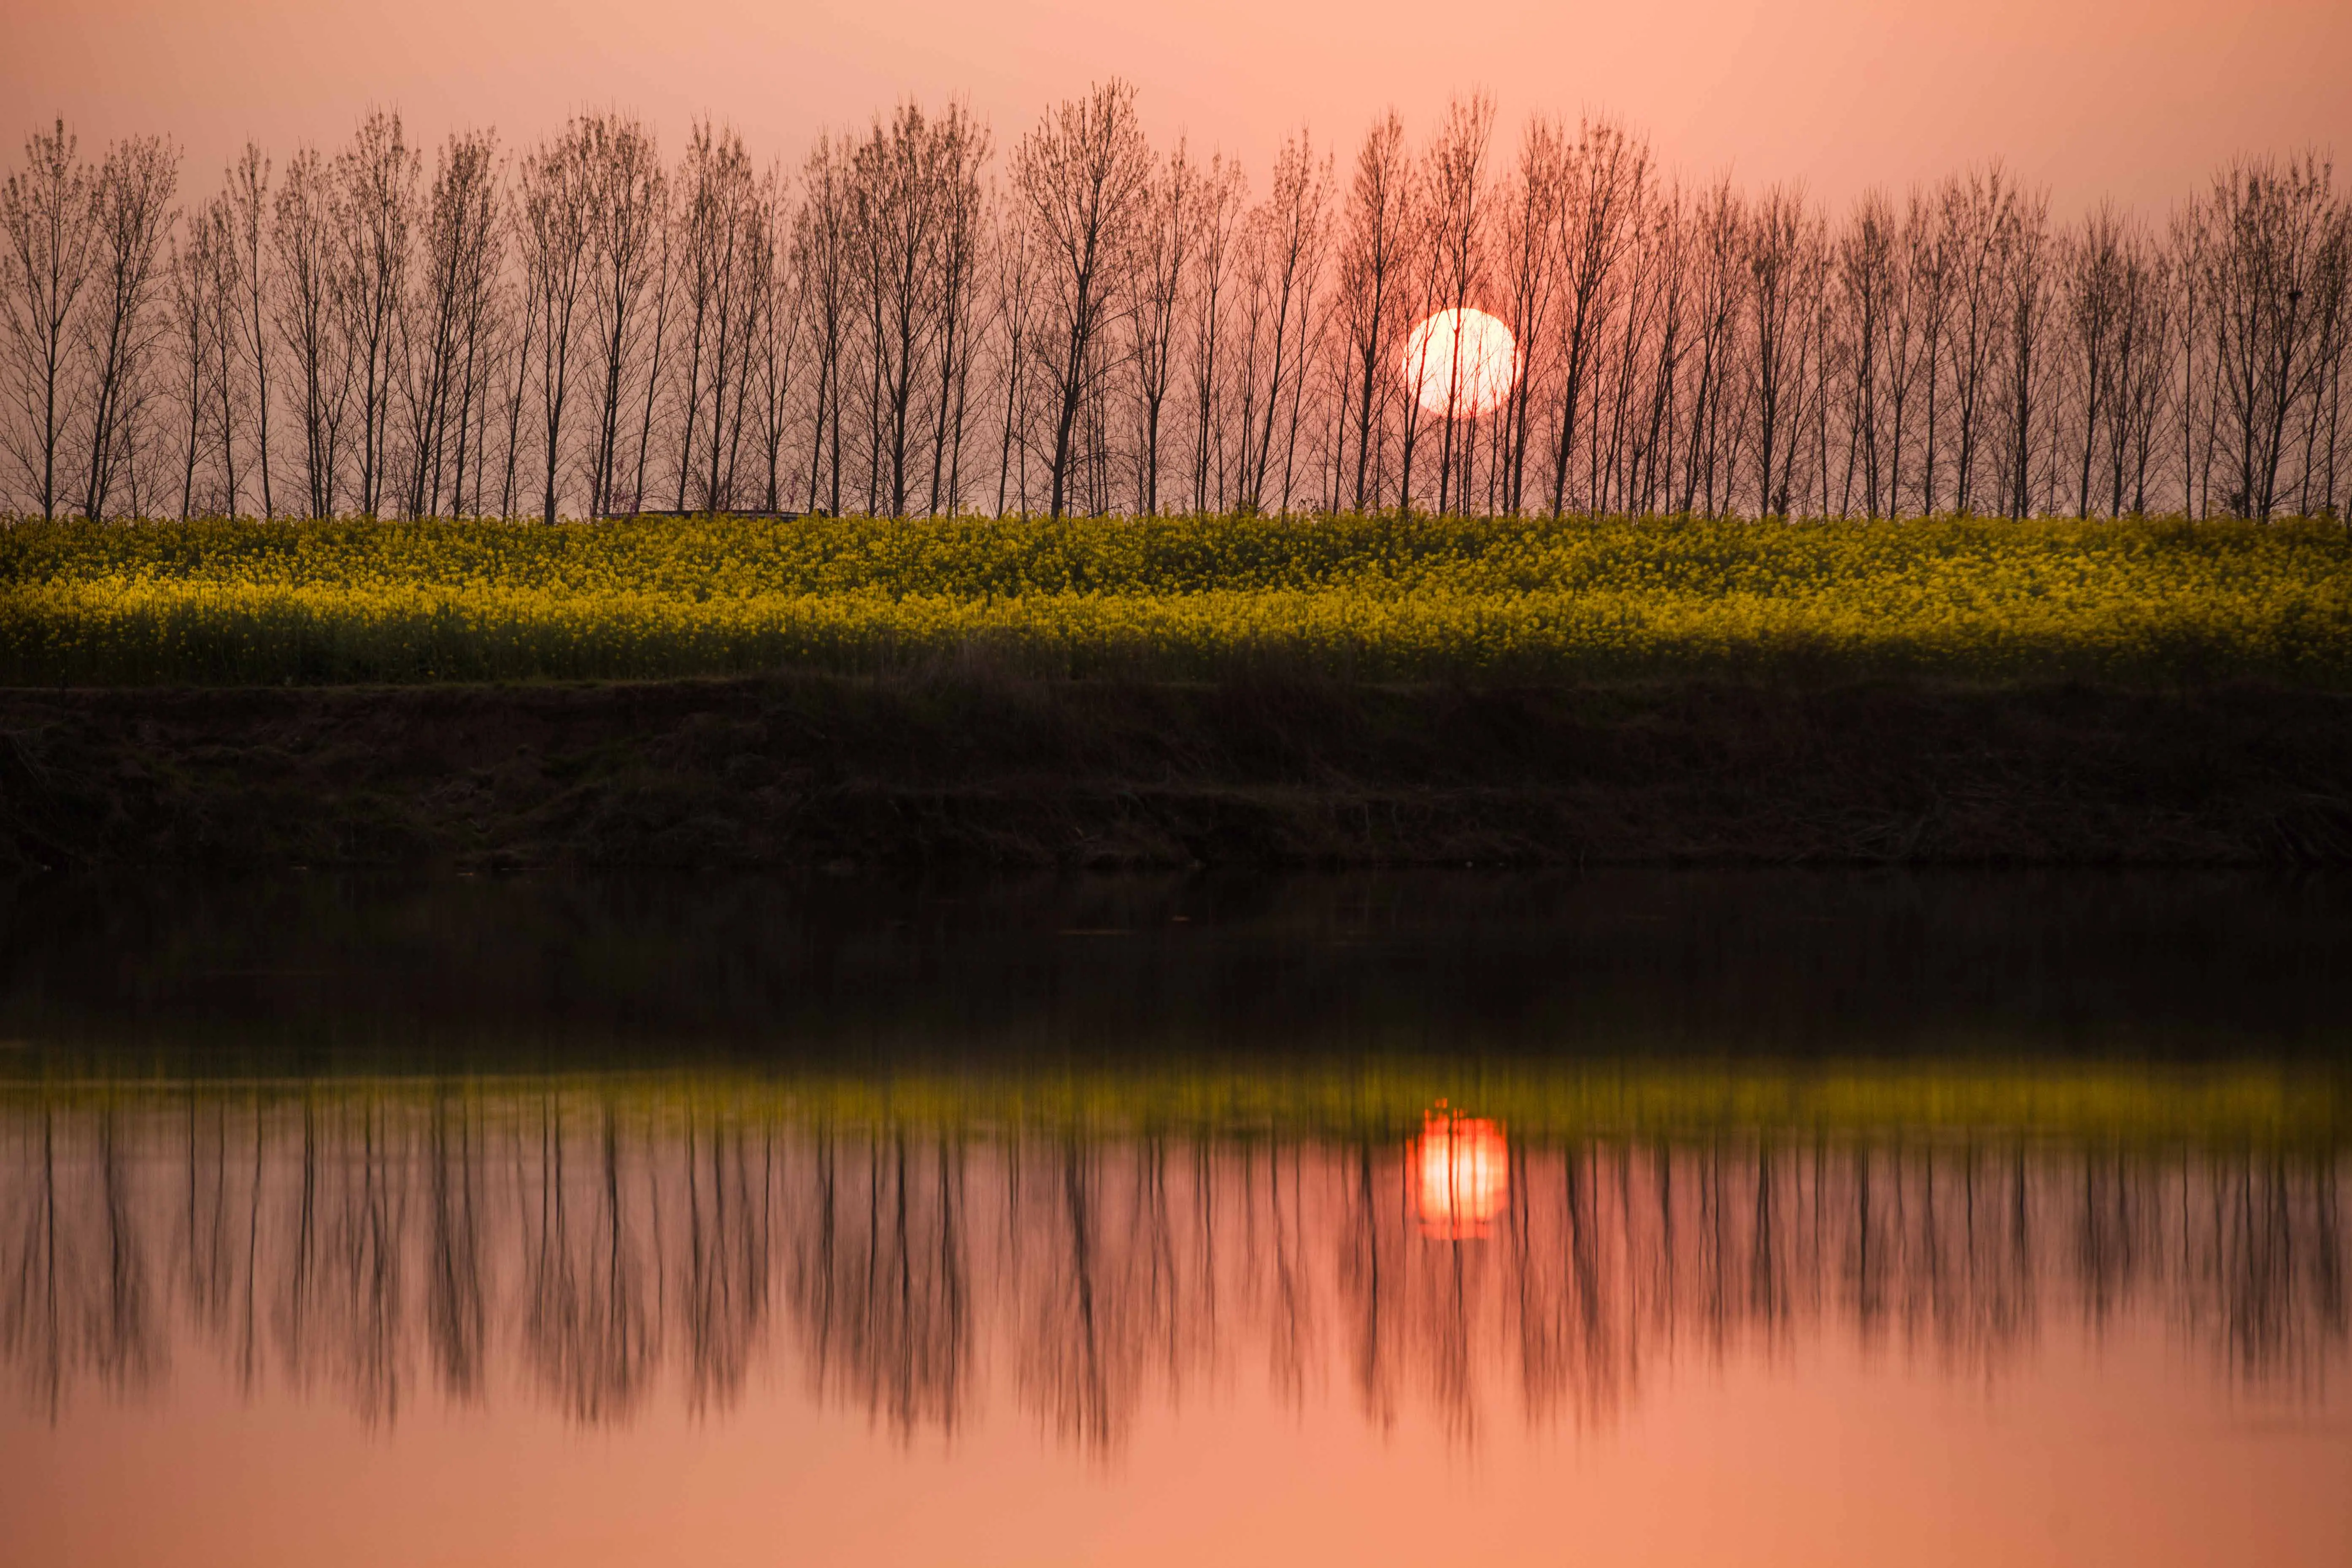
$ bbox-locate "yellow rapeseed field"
[2,511,2347,685]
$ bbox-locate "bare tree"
[1593,180,1693,516]
[1183,153,1247,513]
[627,178,678,515]
[1870,188,1935,516]
[1904,189,1956,513]
[1,119,99,518]
[851,100,986,517]
[202,194,246,515]
[990,195,1041,515]
[1334,111,1414,512]
[166,203,220,517]
[2172,201,2220,518]
[1125,138,1196,515]
[1943,164,2015,514]
[1621,186,1694,516]
[2292,210,2348,518]
[2198,152,2347,518]
[1995,187,2055,518]
[2105,227,2175,516]
[334,110,419,517]
[749,161,804,513]
[224,144,276,518]
[1545,117,1648,515]
[518,122,592,522]
[1236,130,1334,514]
[1418,94,1493,515]
[1676,178,1746,516]
[581,115,663,520]
[925,114,991,516]
[1836,190,1897,515]
[273,146,349,517]
[491,233,538,521]
[796,132,853,515]
[1747,185,1822,516]
[76,135,179,519]
[671,120,763,513]
[2063,205,2129,516]
[400,129,500,518]
[1014,80,1152,518]
[1495,117,1566,513]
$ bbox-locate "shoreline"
[5,674,2350,870]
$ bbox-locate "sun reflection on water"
[1414,1101,1507,1241]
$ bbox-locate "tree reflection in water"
[2,1085,2344,1449]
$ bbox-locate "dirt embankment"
[3,676,2349,871]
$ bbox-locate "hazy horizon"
[9,0,2349,211]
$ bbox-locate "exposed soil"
[3,675,2349,871]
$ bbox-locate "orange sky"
[5,0,2348,212]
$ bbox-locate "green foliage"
[3,511,2348,685]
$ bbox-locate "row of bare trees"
[6,91,2348,521]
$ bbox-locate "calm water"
[2,871,2347,1568]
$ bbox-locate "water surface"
[3,871,2347,1567]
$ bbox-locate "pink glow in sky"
[5,0,2347,212]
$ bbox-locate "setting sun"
[1401,308,1519,418]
